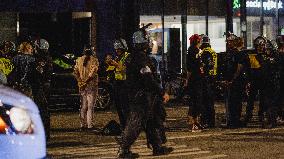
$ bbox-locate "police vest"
[201,47,218,76]
[0,58,14,76]
[248,52,261,69]
[114,52,130,80]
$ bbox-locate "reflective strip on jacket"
[115,52,130,80]
[201,47,217,76]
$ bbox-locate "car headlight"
[0,103,34,135]
[9,107,33,134]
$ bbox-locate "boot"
[153,146,174,156]
[117,148,139,159]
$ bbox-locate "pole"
[276,0,280,35]
[260,0,264,36]
[161,0,165,88]
[181,0,188,73]
[240,0,247,48]
[226,0,233,51]
[206,0,209,35]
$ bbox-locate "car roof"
[0,85,39,113]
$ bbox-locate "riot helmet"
[276,35,284,47]
[225,32,237,41]
[114,38,128,50]
[253,36,267,53]
[265,39,278,55]
[226,33,238,50]
[253,36,267,48]
[1,41,16,55]
[39,39,49,50]
[200,34,210,44]
[133,30,148,44]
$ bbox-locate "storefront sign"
[233,0,283,10]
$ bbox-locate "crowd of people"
[103,29,284,158]
[185,33,284,131]
[1,28,284,158]
[0,39,53,141]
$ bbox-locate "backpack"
[102,120,122,136]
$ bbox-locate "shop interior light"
[234,0,283,10]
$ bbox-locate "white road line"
[50,142,176,154]
[193,154,228,159]
[52,144,189,156]
[138,147,202,156]
[141,151,211,159]
[60,142,175,153]
[50,126,284,151]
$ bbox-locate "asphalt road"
[47,103,284,159]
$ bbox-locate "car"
[0,85,46,159]
[49,72,113,111]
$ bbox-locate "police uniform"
[200,45,217,128]
[117,30,172,158]
[33,48,53,140]
[277,39,284,120]
[245,50,263,122]
[113,51,130,130]
[9,53,37,98]
[224,49,249,128]
[279,52,284,119]
[259,50,281,128]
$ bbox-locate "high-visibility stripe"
[248,53,261,69]
[115,52,130,80]
[0,58,14,75]
[201,47,217,76]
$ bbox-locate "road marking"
[49,141,226,159]
[194,154,228,159]
[49,127,284,158]
[141,151,211,159]
[138,147,201,156]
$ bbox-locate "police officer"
[33,39,53,140]
[245,36,266,123]
[107,38,130,130]
[0,41,16,59]
[224,36,250,128]
[117,29,173,158]
[199,35,217,128]
[259,40,281,128]
[0,41,15,83]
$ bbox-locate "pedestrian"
[199,34,217,128]
[224,36,250,128]
[185,34,204,132]
[116,29,173,158]
[107,38,130,130]
[73,47,99,130]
